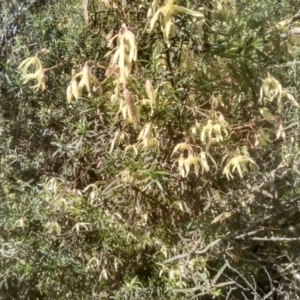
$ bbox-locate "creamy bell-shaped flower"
[150,0,204,43]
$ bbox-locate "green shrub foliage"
[1,0,300,299]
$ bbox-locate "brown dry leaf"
[82,0,89,26]
[123,88,139,129]
[145,79,155,104]
[225,250,240,263]
[276,123,286,141]
[211,211,233,224]
[106,30,115,49]
[105,55,117,77]
[101,0,110,6]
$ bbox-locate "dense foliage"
[1,0,300,299]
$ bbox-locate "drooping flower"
[105,24,137,85]
[75,61,100,96]
[18,56,46,91]
[67,62,100,102]
[150,0,204,43]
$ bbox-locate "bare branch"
[291,9,300,23]
[251,275,257,294]
[234,229,264,240]
[226,260,262,299]
[251,237,300,242]
[226,287,237,300]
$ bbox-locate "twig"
[225,196,300,242]
[234,229,264,240]
[226,287,237,300]
[261,267,275,300]
[242,292,250,300]
[264,266,273,288]
[226,260,262,299]
[284,122,299,131]
[251,236,300,241]
[262,288,275,300]
[291,9,300,24]
[251,275,257,294]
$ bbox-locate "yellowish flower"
[18,56,42,75]
[75,61,100,96]
[200,113,229,145]
[105,24,137,85]
[259,73,282,104]
[18,56,46,91]
[150,0,204,43]
[67,62,100,102]
[137,122,159,152]
[222,148,257,180]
